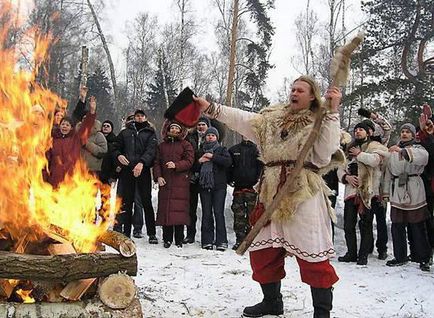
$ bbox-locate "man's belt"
[264,160,319,173]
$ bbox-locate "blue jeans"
[200,188,227,246]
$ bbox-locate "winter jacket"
[154,122,194,226]
[80,120,107,172]
[113,121,158,169]
[199,146,232,191]
[186,130,206,174]
[100,131,119,183]
[46,111,96,187]
[228,140,263,189]
[383,144,429,210]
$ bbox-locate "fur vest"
[250,104,345,222]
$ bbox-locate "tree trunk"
[0,251,137,282]
[225,0,239,106]
[86,0,117,103]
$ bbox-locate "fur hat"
[354,121,370,133]
[205,127,219,140]
[400,123,416,137]
[102,120,114,130]
[164,87,201,128]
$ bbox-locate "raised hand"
[423,103,432,119]
[324,86,342,113]
[79,86,88,102]
[89,96,96,114]
[193,96,212,113]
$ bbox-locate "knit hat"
[354,121,370,133]
[102,120,114,130]
[197,116,210,127]
[400,123,416,137]
[205,127,219,140]
[164,87,201,128]
[169,122,182,131]
[134,109,146,116]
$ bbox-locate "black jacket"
[113,122,157,169]
[186,130,206,174]
[200,146,232,190]
[228,140,263,189]
[100,132,119,183]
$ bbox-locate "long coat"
[80,120,108,172]
[46,112,96,187]
[153,123,194,226]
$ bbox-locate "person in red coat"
[46,96,97,188]
[153,121,194,248]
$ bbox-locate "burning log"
[60,278,97,301]
[98,273,136,309]
[98,230,136,257]
[0,251,137,282]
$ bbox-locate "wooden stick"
[0,279,14,298]
[60,278,96,301]
[0,251,137,282]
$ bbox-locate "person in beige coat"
[383,123,431,271]
[80,119,108,175]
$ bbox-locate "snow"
[131,187,434,318]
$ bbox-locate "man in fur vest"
[194,76,344,318]
[337,121,388,265]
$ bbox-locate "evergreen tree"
[146,51,177,131]
[346,0,434,126]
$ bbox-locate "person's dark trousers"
[371,198,388,254]
[117,169,156,238]
[358,207,374,259]
[311,287,333,318]
[185,183,200,240]
[425,194,434,248]
[391,222,408,262]
[408,221,432,263]
[231,190,257,242]
[132,187,144,234]
[329,195,337,243]
[342,199,358,258]
[163,225,184,245]
[200,188,228,246]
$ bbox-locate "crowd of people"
[45,81,434,318]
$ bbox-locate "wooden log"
[98,230,136,257]
[0,280,13,299]
[98,273,136,309]
[47,243,76,255]
[0,251,137,282]
[60,278,96,301]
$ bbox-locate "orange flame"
[0,3,119,253]
[16,289,35,303]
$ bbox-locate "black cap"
[134,109,146,116]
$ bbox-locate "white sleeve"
[214,105,261,144]
[310,113,341,168]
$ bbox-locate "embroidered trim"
[250,237,335,259]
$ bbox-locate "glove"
[358,108,372,118]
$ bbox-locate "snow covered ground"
[132,188,434,318]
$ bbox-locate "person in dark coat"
[100,120,118,184]
[228,136,263,250]
[112,109,158,241]
[46,96,97,188]
[154,121,194,248]
[199,127,232,251]
[183,116,210,243]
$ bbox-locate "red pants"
[249,247,339,288]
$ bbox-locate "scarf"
[199,140,220,189]
[398,139,415,148]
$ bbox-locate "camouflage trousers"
[231,190,258,242]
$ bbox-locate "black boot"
[311,287,333,318]
[243,282,284,317]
